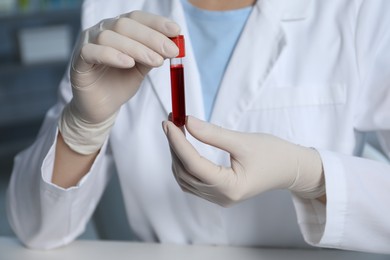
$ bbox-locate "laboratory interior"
[0,0,389,259]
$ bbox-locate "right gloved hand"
[163,116,325,207]
[59,11,180,154]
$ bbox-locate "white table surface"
[0,236,389,260]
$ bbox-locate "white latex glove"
[162,116,325,207]
[59,11,180,154]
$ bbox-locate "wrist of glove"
[163,116,325,207]
[287,146,325,199]
[58,101,117,155]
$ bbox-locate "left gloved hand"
[162,116,325,207]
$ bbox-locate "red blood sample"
[169,35,186,127]
[170,64,186,127]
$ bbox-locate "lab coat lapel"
[210,0,312,129]
[144,0,225,243]
[210,1,285,129]
[146,0,205,120]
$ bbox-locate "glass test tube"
[169,35,186,127]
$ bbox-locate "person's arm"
[6,97,115,250]
[7,8,180,249]
[284,0,390,254]
[292,0,390,254]
[52,133,98,188]
[293,149,390,254]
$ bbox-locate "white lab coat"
[6,0,390,254]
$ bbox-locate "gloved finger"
[94,29,165,67]
[185,116,246,157]
[123,11,180,37]
[169,142,200,196]
[76,43,136,70]
[168,134,204,186]
[174,172,199,195]
[170,147,235,207]
[178,180,213,200]
[97,13,179,58]
[178,182,197,196]
[178,180,230,207]
[170,146,186,184]
[168,113,185,135]
[170,147,202,183]
[163,120,234,185]
[170,162,215,197]
[172,155,207,192]
[107,18,179,59]
[168,133,221,191]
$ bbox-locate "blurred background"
[0,0,137,242]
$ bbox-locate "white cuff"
[41,128,110,192]
[292,149,347,248]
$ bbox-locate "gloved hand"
[162,116,325,207]
[59,11,180,154]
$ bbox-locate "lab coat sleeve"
[293,151,390,254]
[6,0,149,249]
[6,67,115,249]
[292,0,390,254]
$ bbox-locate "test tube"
[169,35,186,127]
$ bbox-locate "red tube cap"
[170,35,185,58]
